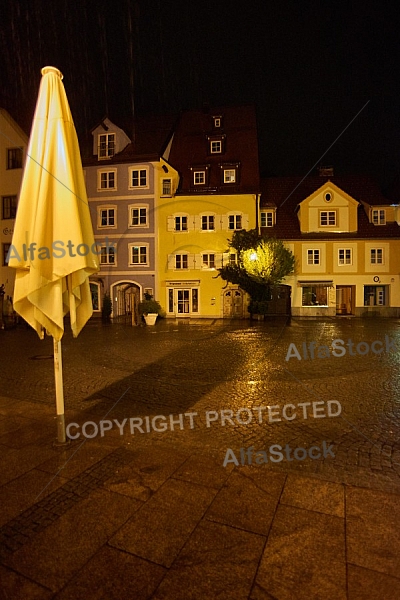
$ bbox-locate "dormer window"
[213,116,222,128]
[98,133,115,159]
[207,135,226,155]
[261,211,274,227]
[320,211,336,226]
[372,209,385,225]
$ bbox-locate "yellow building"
[0,109,28,300]
[155,106,260,318]
[260,170,400,317]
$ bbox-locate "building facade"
[156,105,260,318]
[0,109,28,302]
[82,116,175,320]
[260,171,400,317]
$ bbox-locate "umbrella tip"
[41,66,63,80]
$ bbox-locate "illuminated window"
[224,169,236,183]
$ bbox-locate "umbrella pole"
[53,338,66,443]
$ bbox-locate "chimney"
[318,165,334,177]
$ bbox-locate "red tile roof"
[168,105,260,195]
[260,175,400,240]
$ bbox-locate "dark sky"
[1,0,400,189]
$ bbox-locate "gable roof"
[168,105,260,195]
[82,114,177,165]
[260,175,400,240]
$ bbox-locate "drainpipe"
[256,193,261,235]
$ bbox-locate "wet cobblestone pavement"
[1,317,400,598]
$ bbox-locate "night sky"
[1,0,400,189]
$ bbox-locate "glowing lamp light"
[250,252,257,261]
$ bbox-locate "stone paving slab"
[252,504,347,600]
[152,520,265,600]
[54,545,166,600]
[3,488,140,593]
[347,564,400,600]
[346,486,400,578]
[109,477,217,568]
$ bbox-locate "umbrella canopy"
[8,66,99,341]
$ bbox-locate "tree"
[218,229,296,314]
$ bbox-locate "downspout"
[256,193,261,235]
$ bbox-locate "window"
[364,285,387,306]
[162,178,172,195]
[201,215,215,230]
[90,282,100,311]
[2,243,11,266]
[302,286,328,306]
[210,140,222,154]
[131,207,147,227]
[194,171,205,185]
[175,254,188,269]
[307,249,320,265]
[228,214,242,230]
[202,253,215,268]
[100,246,116,265]
[130,246,148,265]
[320,211,336,226]
[98,133,115,159]
[175,216,188,231]
[130,168,148,188]
[372,209,386,225]
[98,170,116,190]
[2,195,17,219]
[260,211,274,227]
[99,208,115,227]
[324,192,333,202]
[224,169,236,183]
[213,117,221,128]
[229,253,237,265]
[338,248,352,265]
[7,148,23,169]
[371,248,383,264]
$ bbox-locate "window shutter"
[222,252,230,267]
[193,254,201,269]
[221,215,229,230]
[193,215,201,231]
[167,216,174,231]
[167,254,175,270]
[187,254,195,269]
[214,253,223,269]
[242,214,249,229]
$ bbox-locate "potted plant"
[138,294,163,326]
[101,291,112,321]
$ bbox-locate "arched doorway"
[223,287,245,318]
[111,282,141,324]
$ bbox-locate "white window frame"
[307,249,320,265]
[129,167,149,189]
[372,209,386,225]
[98,133,115,159]
[194,171,206,185]
[201,214,215,231]
[100,246,116,266]
[129,243,149,266]
[162,178,172,196]
[338,248,352,265]
[210,140,222,154]
[175,254,189,270]
[129,205,148,228]
[228,214,242,230]
[202,253,216,269]
[175,215,188,232]
[213,117,221,128]
[97,169,117,191]
[371,248,383,264]
[261,211,274,227]
[224,169,236,183]
[320,211,336,226]
[98,206,117,228]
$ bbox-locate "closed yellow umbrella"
[8,66,99,442]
